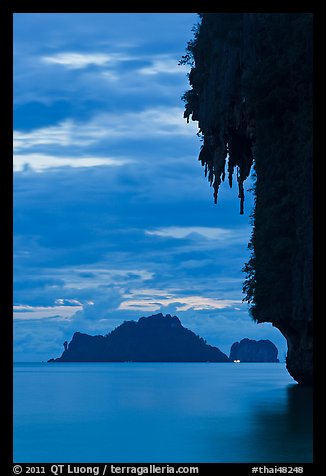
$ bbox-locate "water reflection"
[249,385,313,462]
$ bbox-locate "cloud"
[41,51,188,77]
[13,303,83,320]
[119,288,241,312]
[13,153,133,172]
[145,226,251,244]
[13,13,198,112]
[38,266,155,291]
[137,56,188,76]
[13,120,106,151]
[13,107,198,154]
[41,52,132,69]
[54,298,85,306]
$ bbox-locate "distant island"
[229,338,279,362]
[48,313,230,362]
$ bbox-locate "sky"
[13,13,287,362]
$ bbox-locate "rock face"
[181,14,313,385]
[229,338,279,362]
[48,313,230,363]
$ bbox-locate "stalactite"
[181,14,255,214]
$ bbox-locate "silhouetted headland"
[48,313,230,362]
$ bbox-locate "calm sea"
[14,362,313,463]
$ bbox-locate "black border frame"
[2,2,319,474]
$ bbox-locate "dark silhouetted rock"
[48,313,230,363]
[229,338,279,362]
[181,14,312,384]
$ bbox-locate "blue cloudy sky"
[13,13,286,362]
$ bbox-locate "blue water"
[14,362,313,463]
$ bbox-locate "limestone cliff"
[182,13,313,384]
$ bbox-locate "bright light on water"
[14,363,313,463]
